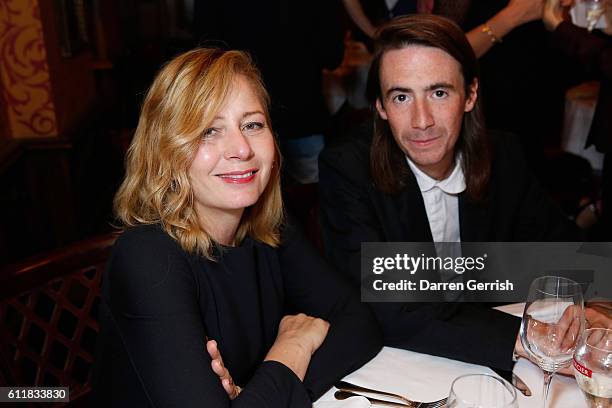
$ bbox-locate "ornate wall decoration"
[0,0,58,138]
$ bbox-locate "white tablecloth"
[314,303,587,407]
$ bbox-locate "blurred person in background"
[543,0,612,239]
[341,0,545,57]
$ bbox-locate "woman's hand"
[206,339,242,400]
[274,313,330,355]
[264,313,330,381]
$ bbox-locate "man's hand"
[514,305,612,375]
[206,339,242,400]
[514,310,579,376]
[585,303,612,329]
[543,0,567,31]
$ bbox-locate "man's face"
[375,45,478,180]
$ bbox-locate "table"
[314,304,587,407]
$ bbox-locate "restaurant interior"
[0,0,609,407]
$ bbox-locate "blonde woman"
[93,48,381,407]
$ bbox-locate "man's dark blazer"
[319,130,581,370]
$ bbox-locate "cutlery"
[334,390,412,407]
[334,381,447,407]
[490,367,532,397]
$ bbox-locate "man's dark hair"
[367,14,490,201]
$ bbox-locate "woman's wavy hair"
[366,14,491,201]
[114,48,283,258]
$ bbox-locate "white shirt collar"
[405,154,466,195]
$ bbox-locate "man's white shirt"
[406,155,466,243]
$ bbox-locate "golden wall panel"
[0,0,57,137]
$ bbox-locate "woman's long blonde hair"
[114,48,283,258]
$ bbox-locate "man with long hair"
[319,14,579,370]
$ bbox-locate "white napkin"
[341,347,491,404]
[494,302,525,317]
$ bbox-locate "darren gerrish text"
[372,279,514,292]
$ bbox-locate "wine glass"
[519,276,584,407]
[573,328,612,407]
[581,0,606,32]
[447,374,518,408]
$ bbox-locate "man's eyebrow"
[384,87,413,97]
[384,82,457,97]
[425,82,456,91]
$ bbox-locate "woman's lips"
[216,169,258,184]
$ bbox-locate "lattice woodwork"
[0,233,117,407]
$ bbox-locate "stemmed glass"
[573,328,612,407]
[447,374,518,408]
[581,0,606,32]
[519,276,584,407]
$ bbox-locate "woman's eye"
[243,122,264,132]
[202,127,219,138]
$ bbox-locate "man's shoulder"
[481,129,529,176]
[488,129,523,152]
[319,135,371,182]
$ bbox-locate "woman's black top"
[93,222,381,407]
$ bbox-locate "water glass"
[581,0,606,32]
[573,328,612,408]
[519,275,584,407]
[448,374,518,408]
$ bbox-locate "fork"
[335,381,447,408]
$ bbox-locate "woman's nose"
[224,128,254,160]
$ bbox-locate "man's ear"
[375,98,388,120]
[464,78,478,113]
